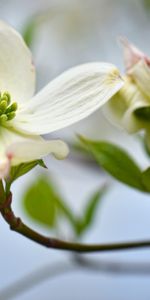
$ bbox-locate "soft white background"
[1,0,150,299]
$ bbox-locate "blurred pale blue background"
[1,0,150,299]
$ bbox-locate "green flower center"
[0,92,18,125]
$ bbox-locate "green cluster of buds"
[0,92,18,125]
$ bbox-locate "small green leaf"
[22,175,77,230]
[141,168,150,192]
[79,136,144,191]
[75,186,107,236]
[8,159,46,184]
[55,198,76,229]
[37,160,47,169]
[23,176,56,228]
[22,175,108,235]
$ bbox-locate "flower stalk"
[1,190,150,253]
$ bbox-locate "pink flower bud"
[119,36,150,71]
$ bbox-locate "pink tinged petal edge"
[119,36,150,71]
[0,154,12,179]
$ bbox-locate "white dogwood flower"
[0,21,123,178]
[103,38,150,138]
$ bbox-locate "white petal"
[129,60,150,99]
[6,139,69,165]
[0,21,35,103]
[0,128,69,166]
[0,157,11,179]
[102,91,126,129]
[0,127,41,156]
[121,106,144,133]
[121,90,150,133]
[12,62,123,135]
[103,76,150,133]
[103,76,137,128]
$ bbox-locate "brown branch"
[1,192,150,252]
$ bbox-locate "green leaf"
[23,176,56,228]
[8,159,46,184]
[22,175,108,235]
[143,0,150,11]
[55,197,76,229]
[141,167,150,192]
[37,160,47,169]
[75,186,107,236]
[22,175,77,230]
[79,136,144,191]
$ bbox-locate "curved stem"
[0,180,5,205]
[1,192,150,253]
